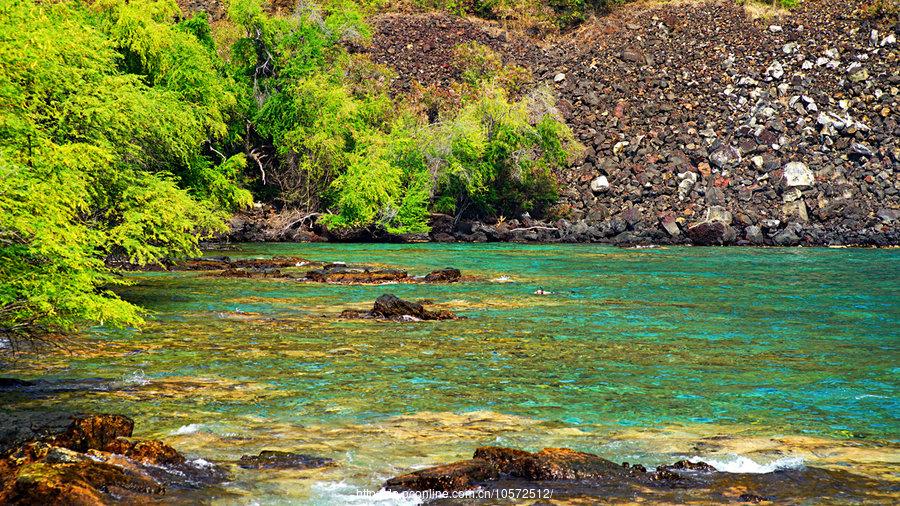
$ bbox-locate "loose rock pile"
[355,13,543,94]
[539,0,899,246]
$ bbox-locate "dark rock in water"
[659,460,717,473]
[238,451,334,470]
[54,414,134,453]
[424,268,461,283]
[0,410,74,456]
[0,379,36,389]
[369,294,456,321]
[306,265,408,284]
[385,459,499,492]
[739,493,768,503]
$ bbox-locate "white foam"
[688,455,805,474]
[171,423,204,435]
[308,481,423,506]
[491,276,512,283]
[189,458,215,469]
[118,370,150,386]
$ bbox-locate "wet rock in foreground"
[385,459,499,492]
[385,446,898,504]
[0,414,229,505]
[341,294,458,321]
[238,451,334,470]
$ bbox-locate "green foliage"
[0,0,244,343]
[429,87,580,219]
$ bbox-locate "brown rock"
[686,221,737,245]
[102,439,185,466]
[55,415,134,453]
[475,447,626,481]
[1,461,164,505]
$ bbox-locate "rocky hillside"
[350,0,899,246]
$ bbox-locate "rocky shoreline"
[3,413,893,504]
[226,204,898,246]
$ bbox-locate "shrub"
[429,87,581,220]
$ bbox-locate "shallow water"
[2,244,899,503]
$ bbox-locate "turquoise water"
[3,244,898,502]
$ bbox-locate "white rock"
[882,34,897,47]
[678,179,695,199]
[678,171,699,183]
[751,156,765,170]
[802,60,814,70]
[783,162,815,187]
[766,61,785,79]
[590,175,610,193]
[553,73,566,82]
[769,25,783,33]
[612,141,630,156]
[782,200,809,222]
[782,188,803,202]
[705,206,733,225]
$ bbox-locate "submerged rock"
[238,451,334,470]
[176,256,310,271]
[306,264,408,283]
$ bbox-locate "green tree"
[0,0,247,347]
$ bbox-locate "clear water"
[3,244,898,503]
